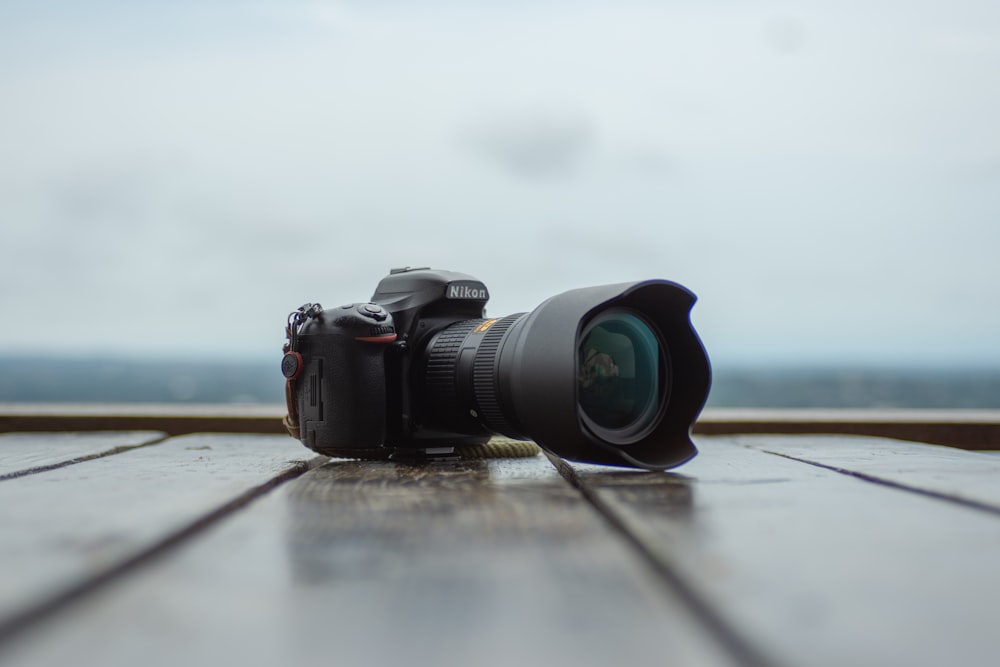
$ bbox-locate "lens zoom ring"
[472,315,523,436]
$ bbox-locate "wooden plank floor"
[0,431,998,667]
[0,431,166,479]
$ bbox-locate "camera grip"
[295,304,396,456]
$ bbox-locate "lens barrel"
[419,280,710,470]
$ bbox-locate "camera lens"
[417,279,710,470]
[418,314,526,439]
[577,309,667,443]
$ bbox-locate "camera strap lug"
[285,303,322,353]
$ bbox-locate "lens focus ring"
[424,319,480,417]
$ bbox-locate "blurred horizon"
[2,355,999,409]
[2,1,999,370]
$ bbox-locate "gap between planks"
[0,433,171,482]
[546,451,778,667]
[555,437,1000,667]
[0,439,327,646]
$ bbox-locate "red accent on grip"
[355,334,399,343]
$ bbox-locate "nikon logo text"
[447,283,489,300]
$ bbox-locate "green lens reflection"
[578,309,663,437]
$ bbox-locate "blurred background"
[1,0,998,406]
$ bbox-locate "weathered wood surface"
[3,404,1000,450]
[1,431,1000,667]
[734,434,1000,512]
[0,434,320,641]
[0,431,165,479]
[1,454,742,667]
[558,437,1000,667]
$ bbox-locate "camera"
[281,267,711,470]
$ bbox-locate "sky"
[1,0,998,367]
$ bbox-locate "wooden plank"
[0,431,165,479]
[555,435,1000,667]
[0,433,319,641]
[696,408,1000,450]
[734,434,1000,513]
[0,453,746,667]
[0,403,286,436]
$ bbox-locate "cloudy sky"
[2,0,998,366]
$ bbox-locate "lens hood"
[499,280,710,470]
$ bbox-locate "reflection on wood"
[1,451,741,667]
[2,430,999,667]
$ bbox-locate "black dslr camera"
[281,267,710,470]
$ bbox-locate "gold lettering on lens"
[474,319,499,333]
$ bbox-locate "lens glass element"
[577,309,665,441]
